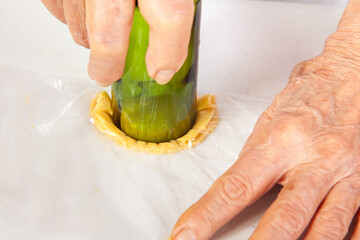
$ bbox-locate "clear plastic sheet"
[0,64,276,239]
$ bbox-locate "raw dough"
[90,91,218,154]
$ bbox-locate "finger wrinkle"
[90,36,129,51]
[284,165,337,189]
[316,134,350,157]
[318,206,355,228]
[324,33,360,67]
[266,202,308,239]
[219,170,254,206]
[307,229,346,240]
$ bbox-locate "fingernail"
[154,69,176,84]
[173,229,196,240]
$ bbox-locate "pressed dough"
[90,91,218,154]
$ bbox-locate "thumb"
[170,149,281,240]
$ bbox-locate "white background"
[0,1,354,240]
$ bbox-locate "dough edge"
[90,91,218,154]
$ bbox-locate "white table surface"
[0,1,346,239]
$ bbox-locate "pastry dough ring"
[90,91,218,154]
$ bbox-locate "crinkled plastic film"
[0,64,272,239]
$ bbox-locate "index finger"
[86,0,135,86]
[170,144,284,240]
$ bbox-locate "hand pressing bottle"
[41,0,194,86]
[170,1,360,239]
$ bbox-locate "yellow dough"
[90,91,218,154]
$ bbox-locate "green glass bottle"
[112,1,201,143]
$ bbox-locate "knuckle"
[311,211,350,239]
[314,206,352,237]
[317,134,350,157]
[288,61,306,83]
[92,36,124,50]
[294,60,321,77]
[157,2,194,27]
[272,91,285,108]
[270,116,307,145]
[219,170,253,205]
[272,201,307,237]
[255,108,274,128]
[89,31,127,53]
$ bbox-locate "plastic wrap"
[0,64,275,239]
[112,1,201,143]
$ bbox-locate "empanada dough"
[90,91,218,154]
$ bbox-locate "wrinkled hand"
[41,0,194,86]
[170,1,360,240]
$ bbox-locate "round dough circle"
[90,91,218,154]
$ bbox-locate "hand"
[170,1,360,239]
[41,0,194,86]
